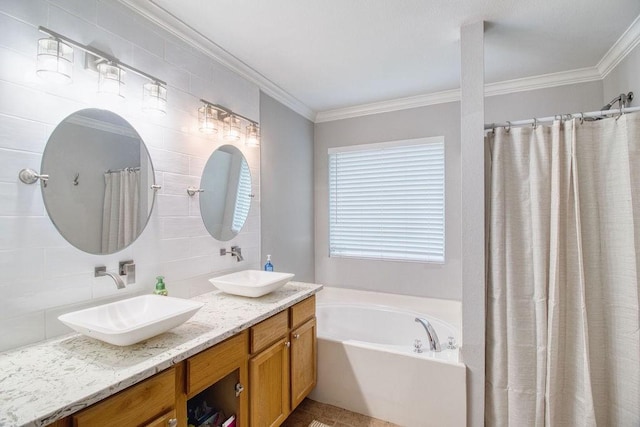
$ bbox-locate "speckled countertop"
[0,282,322,427]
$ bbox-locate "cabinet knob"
[285,341,291,348]
[168,419,177,427]
[235,382,245,397]
[293,333,300,339]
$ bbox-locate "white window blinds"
[328,137,445,263]
[232,158,251,233]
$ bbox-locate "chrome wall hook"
[18,169,49,187]
[187,187,204,196]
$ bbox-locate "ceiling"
[130,0,640,120]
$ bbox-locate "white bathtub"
[308,287,466,427]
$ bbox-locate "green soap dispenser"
[154,276,168,296]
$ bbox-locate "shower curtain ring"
[532,118,538,129]
[506,121,511,132]
[580,113,584,125]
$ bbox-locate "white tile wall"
[0,0,262,351]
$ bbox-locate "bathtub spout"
[415,317,441,352]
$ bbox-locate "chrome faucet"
[95,266,125,289]
[220,246,244,262]
[415,317,441,352]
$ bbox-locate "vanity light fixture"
[36,37,73,84]
[245,122,260,147]
[223,114,241,141]
[143,81,167,115]
[198,102,220,134]
[97,62,125,98]
[35,26,167,114]
[197,99,260,146]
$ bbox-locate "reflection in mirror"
[200,145,252,241]
[41,109,156,254]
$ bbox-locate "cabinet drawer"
[250,310,288,354]
[143,409,177,427]
[186,331,248,397]
[73,367,175,427]
[290,296,315,329]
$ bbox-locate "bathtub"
[308,287,466,427]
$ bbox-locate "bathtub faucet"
[415,317,441,352]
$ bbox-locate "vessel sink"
[58,295,204,346]
[209,270,295,297]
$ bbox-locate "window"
[328,137,444,263]
[232,158,251,233]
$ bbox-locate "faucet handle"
[119,260,135,285]
[413,339,423,353]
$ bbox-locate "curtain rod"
[106,167,140,174]
[484,105,640,131]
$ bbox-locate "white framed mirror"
[199,145,252,241]
[41,109,156,254]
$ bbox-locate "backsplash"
[0,0,261,351]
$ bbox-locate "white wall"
[0,0,262,351]
[486,81,604,124]
[260,93,315,282]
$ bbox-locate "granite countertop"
[0,281,322,427]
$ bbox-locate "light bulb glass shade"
[142,82,167,115]
[245,123,260,147]
[36,38,73,84]
[198,105,219,134]
[97,63,125,97]
[224,115,241,141]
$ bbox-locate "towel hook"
[187,187,205,196]
[18,168,49,187]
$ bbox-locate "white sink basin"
[58,295,204,346]
[210,270,295,297]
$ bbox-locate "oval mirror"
[200,145,252,241]
[41,109,156,254]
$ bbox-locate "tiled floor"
[281,398,400,427]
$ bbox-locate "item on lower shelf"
[198,410,221,427]
[222,415,236,427]
[188,399,224,427]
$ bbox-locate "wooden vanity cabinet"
[249,296,317,427]
[49,296,316,427]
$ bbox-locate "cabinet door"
[249,337,290,427]
[290,318,317,410]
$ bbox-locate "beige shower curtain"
[485,114,640,426]
[101,169,140,253]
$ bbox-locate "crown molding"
[117,0,316,121]
[484,67,602,97]
[597,14,640,78]
[315,67,602,122]
[315,89,460,123]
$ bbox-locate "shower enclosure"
[485,104,640,426]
